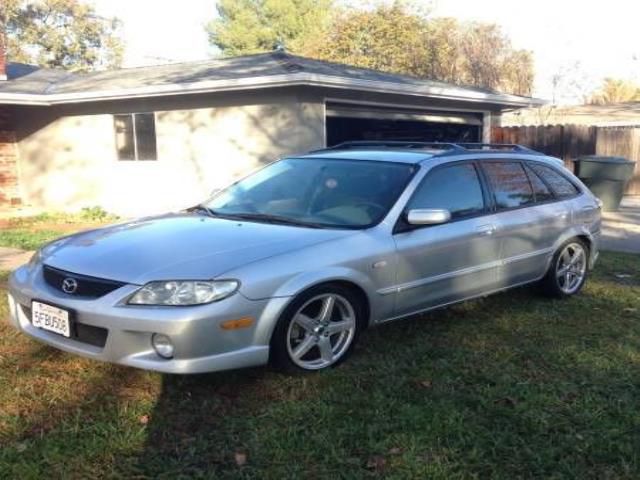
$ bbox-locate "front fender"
[270,266,390,325]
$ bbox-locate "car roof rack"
[311,141,543,156]
[455,143,542,155]
[313,140,465,153]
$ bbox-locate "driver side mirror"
[406,208,451,226]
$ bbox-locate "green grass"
[0,209,118,250]
[0,253,639,479]
[0,230,65,251]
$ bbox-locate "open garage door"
[326,102,482,146]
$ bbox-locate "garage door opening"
[326,103,482,146]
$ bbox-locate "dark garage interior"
[325,103,482,146]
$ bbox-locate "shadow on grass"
[1,252,638,478]
[111,279,640,478]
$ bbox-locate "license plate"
[31,301,71,338]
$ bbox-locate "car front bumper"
[6,264,290,374]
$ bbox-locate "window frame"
[113,112,158,161]
[394,160,492,233]
[522,163,554,205]
[526,161,582,201]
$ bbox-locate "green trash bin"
[574,156,636,211]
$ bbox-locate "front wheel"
[270,285,363,373]
[541,238,589,298]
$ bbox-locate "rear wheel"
[541,238,589,298]
[270,284,363,373]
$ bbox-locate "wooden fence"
[492,125,640,195]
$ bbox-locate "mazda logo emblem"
[61,277,78,294]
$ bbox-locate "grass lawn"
[0,251,638,479]
[0,209,117,250]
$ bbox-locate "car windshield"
[203,158,416,229]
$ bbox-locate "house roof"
[502,102,640,127]
[0,51,545,108]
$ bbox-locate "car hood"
[41,214,355,285]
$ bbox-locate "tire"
[541,238,589,298]
[270,284,364,373]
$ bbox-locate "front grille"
[43,265,125,298]
[21,305,109,348]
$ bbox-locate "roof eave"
[0,72,545,108]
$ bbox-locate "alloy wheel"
[286,293,357,370]
[556,242,587,294]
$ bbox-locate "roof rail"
[455,143,542,155]
[312,141,543,156]
[312,140,466,153]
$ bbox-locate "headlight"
[128,280,239,306]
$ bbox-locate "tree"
[589,78,640,104]
[0,0,123,71]
[207,0,535,96]
[207,0,333,56]
[305,3,428,75]
[458,22,534,96]
[548,61,593,105]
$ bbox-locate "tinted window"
[525,165,554,203]
[529,163,579,198]
[483,162,534,209]
[409,163,485,219]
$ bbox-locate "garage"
[326,102,483,146]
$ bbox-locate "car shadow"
[117,366,272,477]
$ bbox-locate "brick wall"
[0,108,21,207]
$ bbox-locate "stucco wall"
[13,86,498,216]
[15,89,324,216]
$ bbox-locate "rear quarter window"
[529,163,580,199]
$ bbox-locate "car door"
[480,160,567,287]
[392,161,502,317]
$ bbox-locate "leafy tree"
[0,0,122,71]
[207,0,333,56]
[589,78,640,104]
[207,0,535,95]
[305,3,428,75]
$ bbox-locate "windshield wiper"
[188,204,217,217]
[219,212,324,229]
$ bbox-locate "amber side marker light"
[220,317,254,330]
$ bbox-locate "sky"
[91,0,640,104]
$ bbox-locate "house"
[501,102,640,127]
[0,50,543,216]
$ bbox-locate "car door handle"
[476,224,496,236]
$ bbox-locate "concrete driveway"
[0,247,32,271]
[601,197,640,254]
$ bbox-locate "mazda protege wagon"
[7,142,601,373]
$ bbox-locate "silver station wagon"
[7,142,601,373]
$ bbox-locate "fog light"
[151,333,174,359]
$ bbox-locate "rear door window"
[408,163,485,220]
[482,162,534,210]
[528,163,580,199]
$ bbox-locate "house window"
[114,113,157,160]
